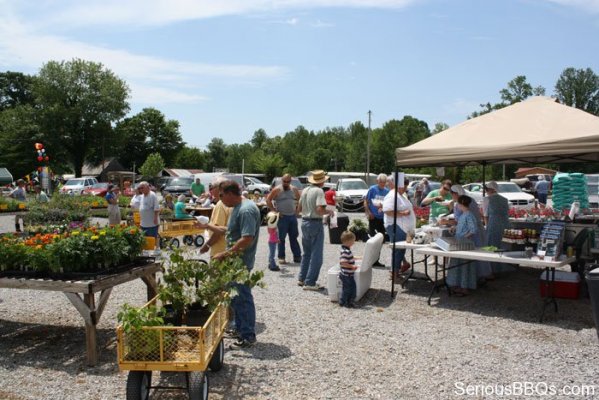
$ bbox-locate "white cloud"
[20,0,419,29]
[0,14,287,105]
[542,0,599,13]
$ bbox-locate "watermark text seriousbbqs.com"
[455,382,597,397]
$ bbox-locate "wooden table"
[0,261,161,366]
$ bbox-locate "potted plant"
[348,218,369,242]
[117,303,172,361]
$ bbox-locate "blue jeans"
[231,283,256,341]
[386,224,407,273]
[537,192,547,205]
[278,215,302,261]
[339,274,356,306]
[299,220,324,286]
[268,242,277,269]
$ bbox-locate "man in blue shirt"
[363,174,389,267]
[535,176,550,205]
[200,179,261,348]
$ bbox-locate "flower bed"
[508,206,563,221]
[0,225,145,277]
[0,197,27,212]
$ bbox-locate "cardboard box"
[539,270,580,299]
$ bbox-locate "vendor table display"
[0,224,154,365]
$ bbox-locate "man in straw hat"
[297,170,330,290]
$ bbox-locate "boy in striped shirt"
[339,231,358,308]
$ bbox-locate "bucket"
[143,236,156,250]
[133,211,140,225]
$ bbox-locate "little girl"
[446,195,479,296]
[266,212,280,271]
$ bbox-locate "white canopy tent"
[395,96,599,167]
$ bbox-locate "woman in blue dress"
[448,185,493,280]
[446,195,479,295]
[483,181,513,274]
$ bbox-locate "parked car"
[60,177,98,196]
[244,176,270,195]
[336,178,368,211]
[270,177,304,192]
[156,176,175,192]
[161,177,194,197]
[463,181,536,209]
[82,182,110,197]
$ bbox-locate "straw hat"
[266,211,280,228]
[308,170,329,184]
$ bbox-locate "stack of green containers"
[551,172,589,211]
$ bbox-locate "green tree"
[225,143,254,173]
[0,71,36,111]
[432,122,449,134]
[34,59,129,177]
[250,129,268,149]
[470,75,545,118]
[139,153,165,180]
[372,116,430,173]
[115,108,184,170]
[206,138,227,172]
[345,121,368,171]
[252,151,285,180]
[173,146,206,169]
[0,105,41,179]
[554,67,599,115]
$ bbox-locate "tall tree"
[250,129,268,149]
[34,59,129,176]
[139,152,165,180]
[470,75,545,118]
[0,71,36,111]
[345,121,368,171]
[555,67,599,115]
[0,105,41,179]
[115,108,184,170]
[206,138,227,172]
[173,146,206,169]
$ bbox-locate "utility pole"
[367,110,372,183]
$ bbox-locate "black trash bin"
[328,212,349,244]
[586,266,599,340]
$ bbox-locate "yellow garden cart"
[117,298,228,400]
[159,220,206,249]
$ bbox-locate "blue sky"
[1,0,598,148]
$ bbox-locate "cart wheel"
[187,371,209,400]
[208,339,225,371]
[159,236,168,249]
[170,238,180,249]
[194,235,205,247]
[126,371,152,400]
[183,235,194,246]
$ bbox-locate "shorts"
[141,225,159,237]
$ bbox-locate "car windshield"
[91,183,109,189]
[339,180,368,190]
[248,177,265,184]
[497,183,522,193]
[65,179,85,186]
[168,178,193,186]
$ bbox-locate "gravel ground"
[1,213,599,399]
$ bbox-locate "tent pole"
[482,161,487,197]
[391,167,399,298]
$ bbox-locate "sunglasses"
[282,180,291,184]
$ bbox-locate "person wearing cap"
[200,177,231,257]
[266,211,281,271]
[105,184,121,226]
[364,173,389,267]
[296,170,330,290]
[483,181,513,274]
[415,178,430,206]
[9,179,26,232]
[421,179,453,223]
[266,173,302,265]
[534,175,550,205]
